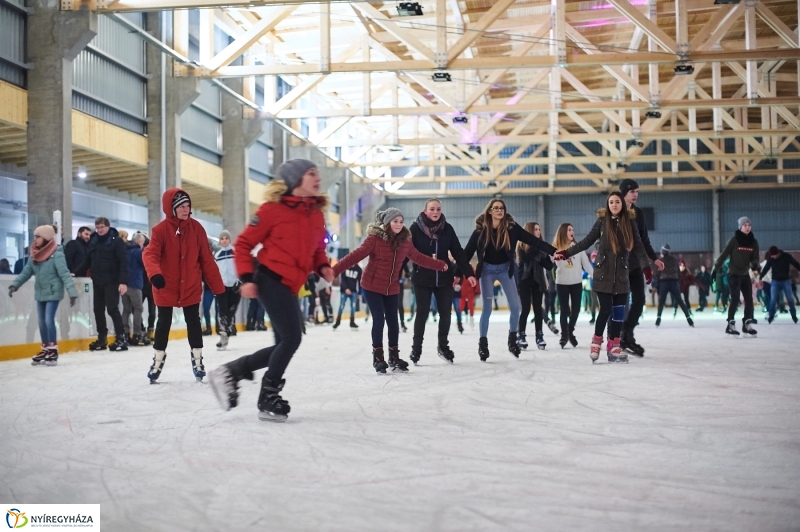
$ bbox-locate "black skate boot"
[191,348,205,381]
[621,329,645,357]
[478,337,490,361]
[209,358,253,411]
[508,332,521,358]
[148,350,167,383]
[128,334,144,347]
[388,347,409,372]
[332,317,341,330]
[43,344,59,366]
[89,338,107,351]
[655,316,661,327]
[457,321,464,334]
[437,344,455,364]
[202,326,212,336]
[31,344,48,366]
[687,317,694,327]
[742,319,757,337]
[258,376,290,422]
[409,346,421,365]
[725,320,740,337]
[109,335,128,352]
[373,347,389,374]
[559,332,568,349]
[517,332,528,350]
[535,331,546,350]
[349,318,359,330]
[547,320,560,335]
[568,326,578,348]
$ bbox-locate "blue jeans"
[479,262,522,337]
[202,285,215,328]
[769,279,797,319]
[337,292,357,320]
[453,296,462,323]
[37,300,60,344]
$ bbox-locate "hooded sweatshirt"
[715,230,759,276]
[554,242,593,285]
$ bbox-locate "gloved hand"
[70,296,77,307]
[151,274,166,289]
[553,250,568,261]
[643,267,653,284]
[8,286,17,297]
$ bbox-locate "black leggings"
[518,280,544,334]
[728,274,754,322]
[556,283,582,335]
[364,289,400,348]
[234,267,304,382]
[93,282,124,339]
[594,292,628,340]
[154,303,203,351]
[623,268,646,330]
[412,284,454,349]
[143,284,156,331]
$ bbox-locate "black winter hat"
[619,178,639,196]
[172,191,190,215]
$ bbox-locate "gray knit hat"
[219,230,232,241]
[661,243,671,254]
[277,159,316,192]
[378,208,403,225]
[738,216,751,230]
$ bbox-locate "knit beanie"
[172,190,191,215]
[277,159,316,192]
[738,216,751,230]
[219,230,232,241]
[378,208,403,225]
[768,246,780,256]
[661,243,671,255]
[619,178,639,197]
[34,225,56,242]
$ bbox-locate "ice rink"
[2,308,799,531]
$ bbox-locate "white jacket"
[215,245,238,287]
[555,242,593,285]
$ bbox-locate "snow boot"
[517,332,529,350]
[742,319,757,337]
[388,347,409,372]
[208,358,253,411]
[373,347,389,374]
[31,344,48,366]
[148,350,167,383]
[590,335,603,363]
[725,320,740,336]
[89,338,107,351]
[478,337,490,362]
[437,344,455,364]
[257,376,290,422]
[508,332,521,358]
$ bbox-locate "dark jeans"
[715,286,730,308]
[595,292,628,339]
[698,291,708,310]
[235,268,304,382]
[657,279,690,317]
[93,282,124,339]
[545,290,557,321]
[364,289,400,348]
[154,303,203,351]
[202,285,215,329]
[518,280,544,334]
[247,298,265,325]
[217,286,241,333]
[556,283,582,334]
[727,274,754,322]
[398,288,405,322]
[769,279,797,319]
[412,284,454,349]
[622,267,646,331]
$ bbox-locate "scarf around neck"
[416,212,446,240]
[31,239,57,264]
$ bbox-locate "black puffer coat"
[518,248,553,291]
[565,209,650,295]
[72,227,128,287]
[410,214,474,288]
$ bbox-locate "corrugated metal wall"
[720,188,800,251]
[0,0,27,87]
[181,80,222,165]
[247,131,273,183]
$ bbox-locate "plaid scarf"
[415,212,446,240]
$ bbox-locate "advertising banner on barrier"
[3,504,100,530]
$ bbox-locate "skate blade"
[258,411,288,422]
[45,361,58,367]
[208,376,232,412]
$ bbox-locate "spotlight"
[645,110,661,119]
[764,158,776,167]
[481,165,491,172]
[674,63,694,75]
[397,2,423,16]
[713,0,740,4]
[487,180,497,187]
[628,140,644,148]
[616,162,628,169]
[432,72,451,82]
[77,165,87,179]
[468,144,481,154]
[453,115,468,124]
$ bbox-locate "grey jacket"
[656,254,680,281]
[11,246,78,302]
[565,209,650,295]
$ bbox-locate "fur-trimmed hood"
[367,222,411,243]
[596,207,636,219]
[474,212,516,231]
[263,180,329,210]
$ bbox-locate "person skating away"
[72,217,129,352]
[143,189,225,383]
[408,199,476,364]
[8,225,78,366]
[552,223,594,349]
[208,160,333,422]
[333,263,362,330]
[696,265,712,312]
[760,246,800,324]
[122,233,146,346]
[713,217,760,337]
[464,199,557,361]
[460,268,478,328]
[214,230,242,350]
[653,246,694,327]
[516,222,553,351]
[713,260,730,312]
[333,209,446,373]
[138,232,155,343]
[677,260,706,318]
[554,192,659,364]
[617,179,665,357]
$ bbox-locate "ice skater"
[143,188,225,383]
[516,222,553,350]
[209,159,334,422]
[677,260,705,316]
[463,198,557,361]
[555,192,660,363]
[214,230,242,350]
[760,246,800,324]
[552,223,593,349]
[333,208,446,373]
[713,217,760,337]
[332,262,362,330]
[653,245,694,327]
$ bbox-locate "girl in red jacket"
[333,209,447,374]
[142,188,225,383]
[209,160,334,422]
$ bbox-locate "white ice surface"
[1,309,800,532]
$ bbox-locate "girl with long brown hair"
[464,199,557,361]
[554,192,659,363]
[516,221,554,350]
[552,223,593,349]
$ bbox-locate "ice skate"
[43,343,58,366]
[409,347,421,365]
[590,335,602,363]
[457,321,464,334]
[388,347,409,372]
[620,329,644,358]
[373,347,389,374]
[478,337,490,362]
[742,319,757,337]
[128,334,144,347]
[517,332,528,350]
[332,317,341,330]
[568,327,578,348]
[607,338,627,363]
[148,350,167,383]
[655,316,661,327]
[89,338,107,351]
[257,377,290,422]
[216,333,228,351]
[209,360,252,411]
[109,336,128,352]
[349,318,359,330]
[508,332,521,358]
[559,333,568,349]
[725,320,740,337]
[547,320,560,335]
[191,348,205,381]
[437,344,455,364]
[31,345,48,366]
[535,331,546,350]
[687,317,694,327]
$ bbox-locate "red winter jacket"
[142,188,224,307]
[235,181,330,294]
[333,224,446,296]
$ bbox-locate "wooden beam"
[351,2,435,62]
[447,0,517,63]
[607,0,677,54]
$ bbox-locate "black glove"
[151,274,166,289]
[8,286,17,297]
[70,296,77,307]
